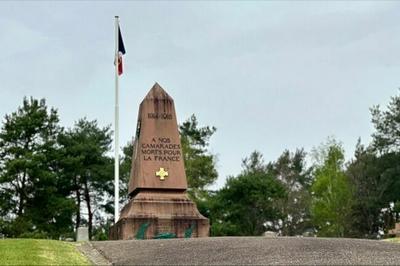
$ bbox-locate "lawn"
[0,239,90,265]
[384,237,400,244]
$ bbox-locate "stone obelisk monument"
[109,83,209,239]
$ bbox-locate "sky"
[0,1,399,189]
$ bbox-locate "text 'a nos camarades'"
[141,137,181,162]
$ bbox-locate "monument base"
[109,190,209,240]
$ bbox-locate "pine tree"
[0,97,74,238]
[58,118,112,238]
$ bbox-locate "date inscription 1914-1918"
[148,113,172,120]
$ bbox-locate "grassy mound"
[0,239,90,265]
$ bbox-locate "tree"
[371,91,400,153]
[0,97,74,238]
[180,114,218,199]
[119,141,134,204]
[210,151,286,236]
[310,140,354,237]
[58,118,113,238]
[267,149,313,236]
[364,91,400,234]
[346,140,395,238]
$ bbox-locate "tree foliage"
[346,141,395,237]
[210,151,286,236]
[356,91,400,234]
[310,140,354,237]
[2,90,400,240]
[371,92,400,153]
[180,114,218,198]
[119,141,134,204]
[0,97,74,238]
[58,118,113,238]
[267,149,313,236]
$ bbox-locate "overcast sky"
[1,1,399,188]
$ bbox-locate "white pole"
[114,16,120,224]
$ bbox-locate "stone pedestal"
[109,83,209,240]
[109,191,209,239]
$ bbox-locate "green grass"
[384,237,400,244]
[0,239,90,265]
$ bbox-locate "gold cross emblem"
[156,167,168,181]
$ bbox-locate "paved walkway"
[90,237,400,265]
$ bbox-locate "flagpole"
[114,16,120,224]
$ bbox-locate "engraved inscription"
[142,137,181,162]
[148,113,172,120]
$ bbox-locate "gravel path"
[91,237,400,265]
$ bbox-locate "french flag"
[117,26,126,75]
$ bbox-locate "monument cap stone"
[128,83,187,196]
